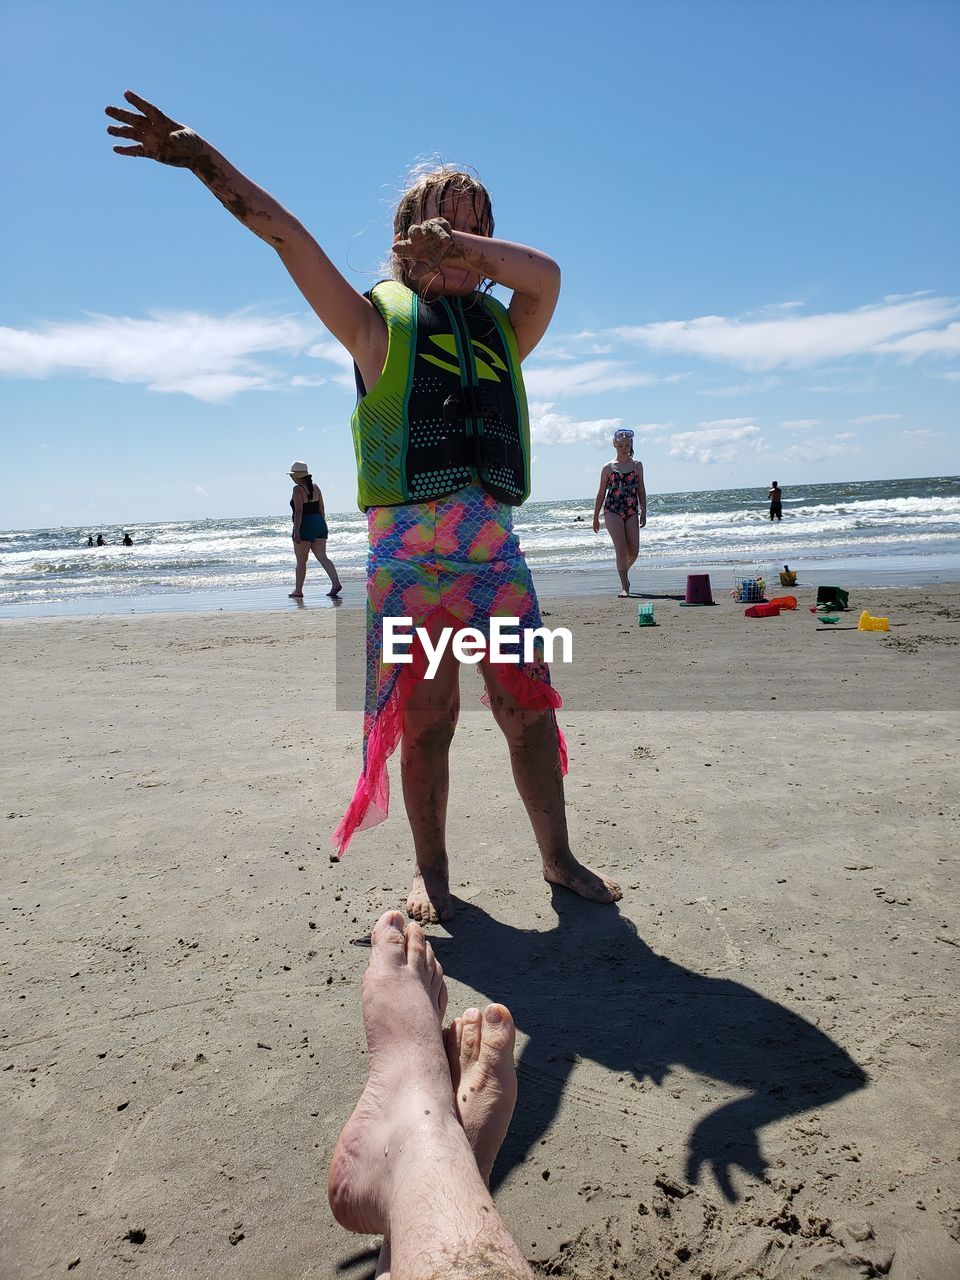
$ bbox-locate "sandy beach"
[2,583,958,1278]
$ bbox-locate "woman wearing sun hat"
[288,461,342,598]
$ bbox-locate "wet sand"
[2,583,958,1277]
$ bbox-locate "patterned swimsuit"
[603,467,640,520]
[332,483,567,856]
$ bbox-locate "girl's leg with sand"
[329,912,532,1280]
[401,645,460,923]
[482,665,621,904]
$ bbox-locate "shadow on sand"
[432,889,867,1201]
[335,889,867,1276]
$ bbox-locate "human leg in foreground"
[603,510,638,596]
[483,666,622,904]
[329,911,533,1280]
[376,984,520,1275]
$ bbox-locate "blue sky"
[1,0,958,528]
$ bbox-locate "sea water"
[2,475,958,616]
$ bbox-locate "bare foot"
[327,911,458,1235]
[288,590,303,598]
[543,854,622,904]
[618,589,629,598]
[445,1005,517,1184]
[328,582,343,598]
[407,864,455,924]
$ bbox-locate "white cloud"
[0,310,337,402]
[529,401,624,445]
[848,412,902,424]
[780,418,820,430]
[878,322,960,358]
[900,429,943,444]
[523,359,664,398]
[834,432,857,440]
[696,377,780,397]
[667,418,765,464]
[613,294,959,369]
[782,437,859,463]
[194,485,209,498]
[936,370,960,382]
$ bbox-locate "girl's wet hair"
[390,163,494,290]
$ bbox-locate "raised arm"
[105,92,385,378]
[392,218,560,361]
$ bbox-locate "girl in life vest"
[106,91,621,923]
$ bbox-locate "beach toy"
[858,610,889,632]
[779,564,798,587]
[817,585,849,610]
[734,576,765,603]
[767,595,798,610]
[680,574,716,606]
[744,602,781,618]
[818,615,840,624]
[637,602,656,626]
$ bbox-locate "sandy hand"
[105,90,204,167]
[392,218,460,270]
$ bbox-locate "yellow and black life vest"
[350,281,530,509]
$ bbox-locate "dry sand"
[2,583,959,1278]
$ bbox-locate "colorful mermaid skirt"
[332,483,568,856]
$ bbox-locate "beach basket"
[779,570,798,587]
[735,576,765,603]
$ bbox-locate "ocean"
[2,475,959,618]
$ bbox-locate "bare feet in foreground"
[327,911,454,1236]
[445,1004,517,1184]
[407,864,455,924]
[330,911,532,1279]
[288,590,303,598]
[542,852,622,904]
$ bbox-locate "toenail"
[485,1006,502,1024]
[464,1007,479,1020]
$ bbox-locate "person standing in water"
[768,480,783,521]
[288,461,342,599]
[593,429,646,597]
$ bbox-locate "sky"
[1,0,958,528]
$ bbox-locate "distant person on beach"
[768,481,783,521]
[87,535,94,546]
[329,911,532,1279]
[122,532,133,546]
[593,429,646,597]
[106,91,620,921]
[95,533,105,547]
[288,461,342,599]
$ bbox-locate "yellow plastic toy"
[858,610,889,632]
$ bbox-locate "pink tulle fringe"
[331,608,568,858]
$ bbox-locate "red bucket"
[744,602,781,618]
